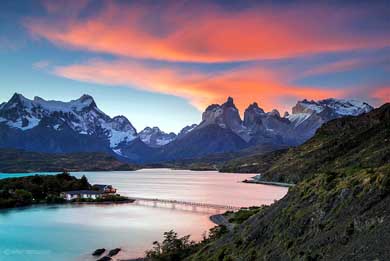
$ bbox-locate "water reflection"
[71,169,288,207]
[0,169,288,261]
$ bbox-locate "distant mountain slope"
[0,123,112,154]
[0,149,138,173]
[159,124,248,161]
[116,138,160,163]
[188,103,390,260]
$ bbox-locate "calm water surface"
[0,169,288,260]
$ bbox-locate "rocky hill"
[187,103,390,260]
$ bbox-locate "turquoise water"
[0,169,288,260]
[0,172,55,179]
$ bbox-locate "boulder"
[92,248,105,256]
[97,256,112,261]
[108,248,121,257]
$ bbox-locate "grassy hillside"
[0,149,138,173]
[145,103,390,260]
[190,165,390,260]
[219,149,287,173]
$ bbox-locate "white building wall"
[65,193,101,200]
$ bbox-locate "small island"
[0,172,133,209]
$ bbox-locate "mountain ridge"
[0,93,374,163]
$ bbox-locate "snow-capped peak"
[3,93,32,109]
[288,98,373,131]
[139,126,176,147]
[31,94,98,113]
[112,116,135,132]
[292,98,373,116]
[318,98,373,116]
[0,93,137,147]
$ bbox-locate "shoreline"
[242,179,295,188]
[0,199,136,211]
[210,214,234,231]
[72,199,135,205]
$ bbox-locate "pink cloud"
[26,1,389,111]
[25,1,390,63]
[372,87,390,103]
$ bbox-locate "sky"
[0,0,389,133]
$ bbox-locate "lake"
[0,169,288,260]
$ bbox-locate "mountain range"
[0,93,373,163]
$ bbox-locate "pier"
[128,196,241,212]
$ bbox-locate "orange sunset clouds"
[23,0,390,112]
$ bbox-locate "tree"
[79,175,90,189]
[145,230,196,261]
[14,189,33,205]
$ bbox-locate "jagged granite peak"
[223,96,235,108]
[268,109,281,118]
[246,102,265,114]
[0,93,137,148]
[243,102,265,128]
[243,103,291,145]
[139,126,176,147]
[200,96,243,131]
